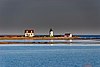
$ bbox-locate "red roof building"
[64,33,72,37]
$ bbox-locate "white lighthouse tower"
[49,28,54,37]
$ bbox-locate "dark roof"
[25,30,34,33]
[65,33,71,35]
[49,28,53,32]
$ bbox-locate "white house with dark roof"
[24,29,34,37]
[64,33,72,37]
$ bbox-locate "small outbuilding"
[24,29,34,37]
[64,33,72,37]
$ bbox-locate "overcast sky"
[0,0,100,35]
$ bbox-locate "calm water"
[1,35,100,67]
[75,35,100,39]
[0,45,100,67]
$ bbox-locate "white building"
[24,30,34,37]
[69,33,72,37]
[49,28,54,37]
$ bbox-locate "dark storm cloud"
[0,0,100,34]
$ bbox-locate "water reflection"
[50,40,54,46]
[0,40,100,45]
[69,39,72,42]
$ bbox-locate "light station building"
[24,29,34,37]
[64,33,72,37]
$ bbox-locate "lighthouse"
[49,28,54,37]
